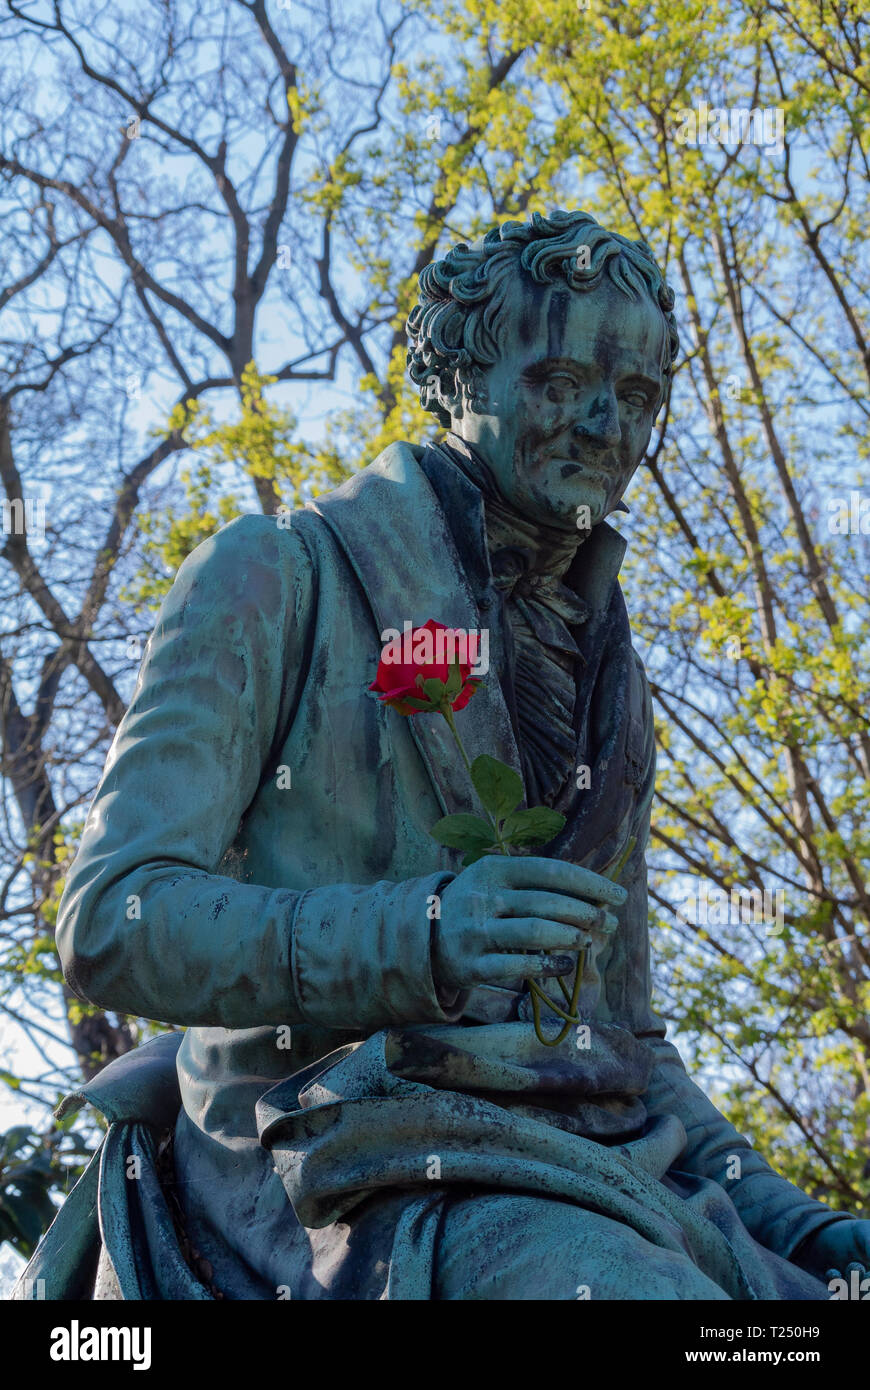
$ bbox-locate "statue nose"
[573,393,621,448]
[573,418,621,449]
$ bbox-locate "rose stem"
[530,835,638,1048]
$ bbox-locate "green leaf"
[421,677,446,704]
[429,813,496,852]
[502,806,566,846]
[0,1190,44,1252]
[460,848,491,867]
[0,1125,31,1160]
[443,660,463,702]
[470,755,524,819]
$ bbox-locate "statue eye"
[621,390,651,409]
[544,375,576,402]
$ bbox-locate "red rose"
[369,618,480,716]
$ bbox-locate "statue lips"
[553,458,620,487]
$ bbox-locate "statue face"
[450,278,667,530]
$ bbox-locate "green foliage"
[429,813,497,854]
[429,750,565,865]
[0,1122,93,1258]
[471,754,525,822]
[124,363,348,611]
[501,806,567,847]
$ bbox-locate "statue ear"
[421,358,488,425]
[455,359,489,417]
[421,369,462,427]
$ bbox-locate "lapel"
[308,442,525,818]
[566,516,627,626]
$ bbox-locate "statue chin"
[519,471,621,533]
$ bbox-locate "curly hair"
[406,209,680,428]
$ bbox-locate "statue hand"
[792,1218,870,1287]
[434,853,626,993]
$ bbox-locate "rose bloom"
[369,618,480,716]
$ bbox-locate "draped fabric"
[435,435,591,806]
[254,1024,834,1301]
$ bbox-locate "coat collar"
[308,441,627,819]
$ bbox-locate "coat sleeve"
[623,654,853,1260]
[56,512,462,1033]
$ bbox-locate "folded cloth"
[257,1023,833,1301]
[11,1033,213,1302]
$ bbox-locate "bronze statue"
[15,210,867,1300]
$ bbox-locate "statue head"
[407,209,679,531]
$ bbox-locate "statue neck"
[440,432,583,579]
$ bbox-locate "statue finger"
[485,855,629,907]
[476,951,575,984]
[496,891,619,933]
[487,916,592,954]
